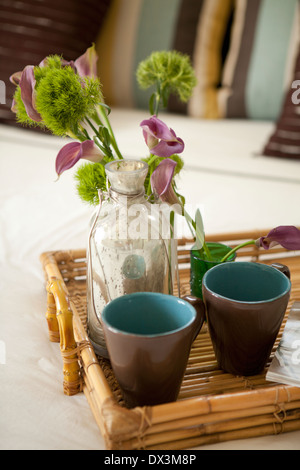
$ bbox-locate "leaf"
[173,186,185,210]
[195,208,205,250]
[98,102,111,115]
[100,126,111,148]
[93,136,109,156]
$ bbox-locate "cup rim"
[101,292,197,337]
[202,261,291,304]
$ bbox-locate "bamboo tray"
[40,230,300,450]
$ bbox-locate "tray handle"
[46,278,82,396]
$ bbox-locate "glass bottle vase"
[86,159,177,357]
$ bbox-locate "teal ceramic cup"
[101,292,205,408]
[202,262,291,376]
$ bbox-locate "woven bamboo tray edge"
[40,230,300,450]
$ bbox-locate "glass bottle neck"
[105,159,148,196]
[109,187,146,204]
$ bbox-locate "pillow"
[0,0,111,128]
[185,0,234,118]
[95,0,234,117]
[262,45,300,159]
[218,0,300,120]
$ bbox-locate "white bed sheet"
[1,109,300,450]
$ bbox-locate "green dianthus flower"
[136,50,197,110]
[74,157,115,206]
[34,66,102,136]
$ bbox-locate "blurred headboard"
[0,0,111,127]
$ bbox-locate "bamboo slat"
[40,230,300,450]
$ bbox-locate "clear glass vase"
[86,159,177,357]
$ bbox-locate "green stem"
[146,154,159,195]
[147,153,159,166]
[220,240,256,262]
[85,117,112,158]
[66,129,81,140]
[81,127,91,141]
[93,136,113,159]
[154,83,162,116]
[96,105,123,159]
[154,95,160,115]
[85,117,100,139]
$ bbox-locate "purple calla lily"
[11,98,17,113]
[150,158,183,212]
[140,116,184,158]
[9,71,22,86]
[256,226,300,250]
[74,44,98,78]
[221,225,300,263]
[10,65,41,120]
[55,140,103,176]
[19,65,42,122]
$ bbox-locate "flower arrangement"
[10,45,194,205]
[10,45,300,257]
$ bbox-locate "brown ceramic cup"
[101,292,205,408]
[202,262,291,376]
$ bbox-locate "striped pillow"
[218,0,300,120]
[95,0,234,117]
[262,46,300,159]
